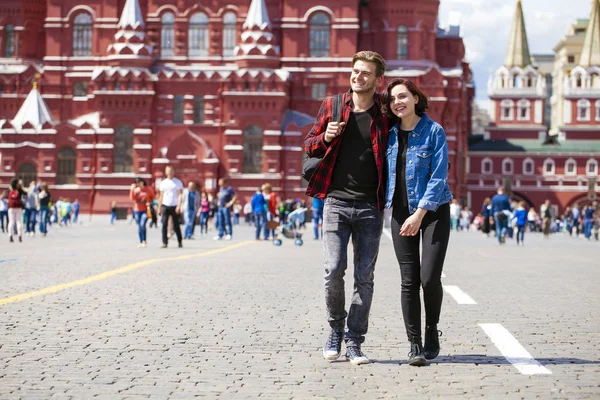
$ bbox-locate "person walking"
[541,200,552,238]
[527,207,537,232]
[262,183,278,240]
[233,200,242,225]
[250,187,266,241]
[23,181,39,236]
[158,165,184,248]
[0,192,8,233]
[214,178,237,241]
[6,178,26,242]
[449,199,461,231]
[130,177,155,247]
[583,204,595,240]
[305,51,389,365]
[481,197,492,236]
[38,183,51,237]
[491,187,512,244]
[72,199,80,224]
[513,201,528,246]
[382,78,452,366]
[312,197,325,240]
[197,192,210,235]
[570,204,581,237]
[181,181,200,240]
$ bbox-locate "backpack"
[7,189,22,208]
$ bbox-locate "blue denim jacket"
[385,113,453,213]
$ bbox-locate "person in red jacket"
[6,177,26,243]
[130,177,155,247]
[304,51,389,366]
[261,183,278,240]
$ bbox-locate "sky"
[438,0,593,109]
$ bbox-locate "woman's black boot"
[424,325,442,360]
[407,336,427,366]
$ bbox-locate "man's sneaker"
[225,234,232,240]
[160,244,168,248]
[424,326,442,360]
[213,235,222,241]
[407,336,427,366]
[345,341,369,365]
[322,329,344,360]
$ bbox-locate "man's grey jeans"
[323,197,384,343]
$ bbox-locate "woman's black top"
[393,129,410,209]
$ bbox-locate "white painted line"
[479,323,552,375]
[443,285,476,304]
[382,227,446,278]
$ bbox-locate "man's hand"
[175,206,180,214]
[324,121,346,143]
[157,206,162,216]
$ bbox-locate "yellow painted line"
[0,241,255,306]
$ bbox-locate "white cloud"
[438,0,592,102]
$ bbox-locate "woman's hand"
[399,208,427,236]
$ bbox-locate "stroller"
[271,207,307,246]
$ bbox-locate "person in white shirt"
[158,165,184,248]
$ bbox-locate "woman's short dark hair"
[381,78,429,122]
[10,177,19,190]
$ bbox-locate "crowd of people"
[1,177,80,243]
[448,190,599,245]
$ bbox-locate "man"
[214,178,237,240]
[23,181,38,236]
[541,199,552,238]
[181,181,200,240]
[491,187,512,244]
[304,51,389,365]
[158,165,184,248]
[72,199,80,224]
[570,204,581,237]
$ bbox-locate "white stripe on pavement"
[443,285,477,304]
[382,227,446,277]
[479,323,552,375]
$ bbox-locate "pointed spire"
[118,0,145,30]
[580,0,600,67]
[504,0,531,68]
[243,0,271,30]
[12,85,55,130]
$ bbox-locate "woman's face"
[389,84,418,119]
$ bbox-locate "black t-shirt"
[328,105,378,202]
[393,129,410,209]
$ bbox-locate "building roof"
[243,0,271,30]
[469,138,600,153]
[11,86,55,130]
[118,0,145,29]
[580,0,600,67]
[505,0,531,68]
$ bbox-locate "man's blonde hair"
[352,51,386,77]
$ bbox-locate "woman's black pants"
[391,203,451,339]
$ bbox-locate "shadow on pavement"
[374,354,599,366]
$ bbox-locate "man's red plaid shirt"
[304,90,389,210]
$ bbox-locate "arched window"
[222,12,237,56]
[189,12,209,56]
[591,73,600,88]
[577,99,591,121]
[173,95,184,123]
[543,158,555,176]
[310,13,330,57]
[161,12,175,57]
[512,74,519,88]
[397,25,408,60]
[565,158,577,176]
[243,125,263,173]
[517,99,530,121]
[4,25,15,57]
[500,99,514,121]
[502,158,513,175]
[57,148,77,184]
[587,158,598,176]
[193,96,204,123]
[73,13,93,56]
[114,125,133,173]
[17,163,37,187]
[482,158,493,175]
[522,158,534,175]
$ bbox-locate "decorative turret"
[504,0,531,68]
[579,0,600,67]
[11,79,56,132]
[234,0,280,69]
[106,0,153,64]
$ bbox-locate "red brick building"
[0,0,473,212]
[467,0,600,213]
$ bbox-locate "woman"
[38,183,51,236]
[481,197,492,236]
[6,177,26,243]
[382,78,453,367]
[130,178,155,247]
[197,192,210,235]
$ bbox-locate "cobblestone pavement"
[0,219,599,399]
